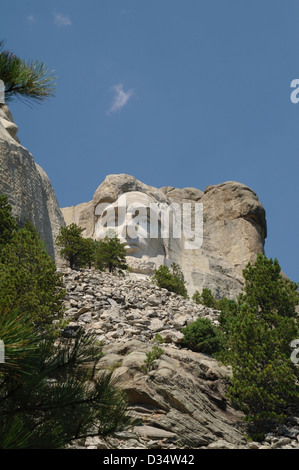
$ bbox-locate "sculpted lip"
[124,243,139,253]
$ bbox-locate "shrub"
[182,317,223,355]
[152,263,188,298]
[141,335,164,374]
[0,221,65,336]
[94,232,128,273]
[0,195,17,249]
[192,288,218,308]
[56,223,87,269]
[81,237,98,269]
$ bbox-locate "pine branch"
[0,40,56,104]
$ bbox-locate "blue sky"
[1,0,298,281]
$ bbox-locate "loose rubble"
[60,268,299,450]
[61,268,220,343]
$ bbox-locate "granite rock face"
[0,104,65,260]
[62,174,267,298]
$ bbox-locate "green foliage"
[192,288,238,315]
[94,232,128,273]
[0,308,38,373]
[182,317,223,355]
[141,335,164,374]
[192,288,218,308]
[81,237,98,269]
[0,40,56,104]
[240,254,299,321]
[0,195,17,250]
[56,223,98,270]
[0,319,135,449]
[56,223,87,269]
[152,263,188,298]
[192,256,299,430]
[226,305,298,425]
[220,254,299,430]
[153,333,164,345]
[0,222,65,335]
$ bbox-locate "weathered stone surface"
[133,425,177,440]
[101,339,247,448]
[0,104,65,261]
[61,174,267,299]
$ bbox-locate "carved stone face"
[95,191,165,259]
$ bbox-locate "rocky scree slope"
[60,269,299,450]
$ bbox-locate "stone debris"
[61,268,220,346]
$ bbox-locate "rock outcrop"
[0,103,65,260]
[62,174,267,299]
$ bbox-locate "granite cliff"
[0,103,65,260]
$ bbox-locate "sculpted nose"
[119,213,137,241]
[118,220,127,240]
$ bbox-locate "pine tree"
[95,233,128,273]
[81,238,97,269]
[152,263,188,298]
[192,288,218,308]
[221,254,299,432]
[0,223,65,335]
[56,223,86,270]
[0,40,56,104]
[240,254,299,322]
[0,195,17,250]
[0,315,135,449]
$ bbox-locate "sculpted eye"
[101,206,119,228]
[133,208,151,222]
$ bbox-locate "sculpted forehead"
[95,191,158,217]
[116,191,156,207]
